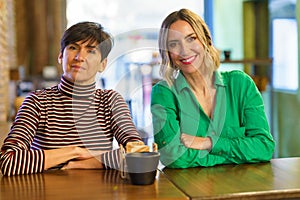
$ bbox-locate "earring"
[173,69,180,79]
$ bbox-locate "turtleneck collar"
[58,76,96,98]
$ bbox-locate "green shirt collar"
[174,70,227,92]
[214,70,227,87]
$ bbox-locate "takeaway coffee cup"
[125,152,160,185]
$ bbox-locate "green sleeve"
[209,73,275,163]
[151,83,227,168]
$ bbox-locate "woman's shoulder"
[17,86,59,110]
[220,70,258,95]
[220,70,253,83]
[153,79,169,88]
[152,80,175,97]
[25,85,58,99]
[95,89,127,104]
[221,69,249,77]
[96,88,121,97]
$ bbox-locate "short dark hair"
[60,22,113,61]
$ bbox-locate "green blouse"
[151,70,275,168]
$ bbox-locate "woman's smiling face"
[167,20,205,75]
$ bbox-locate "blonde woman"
[151,9,275,168]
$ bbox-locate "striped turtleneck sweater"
[0,76,141,176]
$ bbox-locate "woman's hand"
[181,133,212,150]
[44,146,105,170]
[74,148,105,160]
[62,157,104,170]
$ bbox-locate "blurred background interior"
[0,0,299,158]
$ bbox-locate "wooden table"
[0,169,188,200]
[161,157,300,200]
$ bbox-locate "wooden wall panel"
[243,0,269,76]
[0,0,14,122]
[15,0,66,77]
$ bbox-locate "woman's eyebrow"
[72,41,98,49]
[167,39,178,43]
[70,42,80,47]
[168,33,196,42]
[85,44,98,49]
[184,33,196,39]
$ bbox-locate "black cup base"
[129,171,156,185]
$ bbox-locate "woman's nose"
[179,43,188,56]
[74,50,85,61]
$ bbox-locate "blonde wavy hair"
[158,8,220,86]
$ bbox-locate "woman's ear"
[58,53,62,64]
[98,58,107,73]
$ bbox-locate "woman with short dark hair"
[0,22,142,176]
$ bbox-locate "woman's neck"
[58,76,96,98]
[183,71,214,92]
[183,71,216,118]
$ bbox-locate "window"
[66,0,205,136]
[272,18,298,91]
[67,0,204,35]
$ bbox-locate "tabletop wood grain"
[161,157,300,200]
[0,169,188,200]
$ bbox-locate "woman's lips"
[71,65,84,70]
[180,56,196,65]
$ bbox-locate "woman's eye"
[187,36,197,43]
[87,49,97,54]
[68,45,78,50]
[168,42,177,49]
